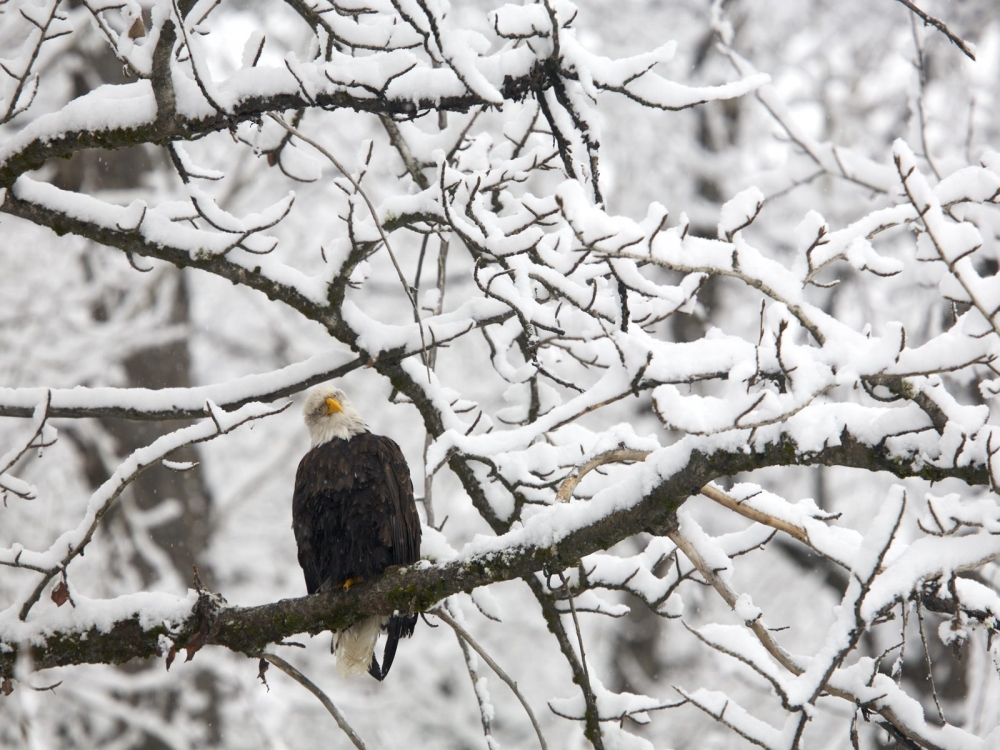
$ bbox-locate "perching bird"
[293,385,421,680]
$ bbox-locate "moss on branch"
[1,428,990,683]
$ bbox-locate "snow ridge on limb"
[0,0,764,192]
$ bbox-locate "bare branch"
[433,605,548,750]
[260,653,370,750]
[893,0,976,61]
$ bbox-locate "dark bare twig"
[433,604,548,750]
[260,653,369,750]
[1,1,63,124]
[267,114,431,379]
[894,0,975,61]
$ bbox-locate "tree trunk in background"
[50,27,222,749]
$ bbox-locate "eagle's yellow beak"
[324,397,343,415]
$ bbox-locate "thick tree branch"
[2,428,991,679]
[0,85,493,191]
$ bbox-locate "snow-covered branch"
[2,400,287,619]
[3,0,999,746]
[4,426,993,678]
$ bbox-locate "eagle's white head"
[302,385,367,446]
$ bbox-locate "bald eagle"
[293,385,421,680]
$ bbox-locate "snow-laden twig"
[666,503,971,750]
[0,390,52,501]
[699,484,854,568]
[673,686,784,749]
[557,447,650,502]
[783,488,905,717]
[0,351,351,420]
[895,141,1000,342]
[8,400,287,620]
[267,113,430,376]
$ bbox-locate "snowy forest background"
[2,0,1000,748]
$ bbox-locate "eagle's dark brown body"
[292,430,421,679]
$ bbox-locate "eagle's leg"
[341,576,364,590]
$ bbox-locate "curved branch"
[557,447,650,502]
[260,653,369,750]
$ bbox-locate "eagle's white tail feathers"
[333,617,386,678]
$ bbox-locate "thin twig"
[915,596,946,724]
[894,0,975,61]
[432,606,548,750]
[444,600,495,746]
[910,15,942,180]
[700,484,836,561]
[260,653,369,750]
[557,571,592,691]
[266,113,431,379]
[0,390,52,499]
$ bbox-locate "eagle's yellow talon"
[342,577,363,591]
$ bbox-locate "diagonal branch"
[668,522,954,750]
[433,604,548,750]
[893,0,976,61]
[9,401,288,620]
[260,653,369,750]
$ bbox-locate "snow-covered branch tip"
[0,390,54,501]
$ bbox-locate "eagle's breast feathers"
[292,432,420,596]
